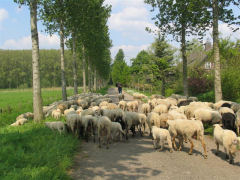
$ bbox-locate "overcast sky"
[1,0,240,64]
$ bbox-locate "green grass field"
[0,88,80,179]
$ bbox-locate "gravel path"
[69,88,240,180]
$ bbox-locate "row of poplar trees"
[14,0,112,121]
[145,0,240,102]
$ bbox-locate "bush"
[188,67,213,96]
[197,90,215,102]
[221,68,240,102]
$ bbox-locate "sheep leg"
[98,137,101,148]
[167,136,173,153]
[201,138,207,159]
[153,139,157,149]
[178,137,184,151]
[188,139,194,155]
[229,152,234,164]
[215,142,219,155]
[224,148,229,159]
[237,126,239,136]
[138,125,143,136]
[172,136,177,150]
[158,140,164,151]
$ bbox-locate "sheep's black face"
[116,117,126,130]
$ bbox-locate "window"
[205,62,212,69]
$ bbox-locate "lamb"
[168,110,187,120]
[147,112,160,136]
[153,104,168,115]
[213,124,240,164]
[111,122,125,141]
[140,103,151,116]
[97,116,112,149]
[138,113,147,132]
[64,108,75,116]
[10,118,28,126]
[222,112,237,133]
[167,119,207,159]
[118,100,127,111]
[194,108,222,124]
[45,121,66,134]
[152,126,173,152]
[51,109,62,119]
[118,93,124,101]
[76,107,83,115]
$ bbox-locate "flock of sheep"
[11,91,240,164]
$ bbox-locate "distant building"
[187,40,214,71]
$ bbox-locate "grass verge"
[0,87,80,179]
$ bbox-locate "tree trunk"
[88,57,91,92]
[161,76,166,96]
[181,23,188,97]
[94,66,97,92]
[213,0,222,102]
[30,0,43,122]
[72,33,78,95]
[82,46,86,93]
[60,21,67,101]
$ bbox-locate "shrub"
[188,67,213,96]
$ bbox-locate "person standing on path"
[116,82,122,94]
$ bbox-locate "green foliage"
[0,50,81,89]
[111,49,130,86]
[95,86,109,95]
[197,90,215,102]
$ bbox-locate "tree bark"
[88,57,91,92]
[94,66,97,91]
[30,0,43,122]
[72,33,78,95]
[213,0,222,102]
[181,23,188,97]
[60,21,67,101]
[82,46,86,93]
[161,76,166,96]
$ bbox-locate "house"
[187,40,214,71]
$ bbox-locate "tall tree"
[145,0,210,96]
[14,0,43,121]
[40,0,67,101]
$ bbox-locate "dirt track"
[69,88,240,180]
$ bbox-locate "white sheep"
[152,126,173,153]
[213,124,240,164]
[194,108,222,124]
[16,112,34,120]
[140,103,151,116]
[118,94,124,101]
[118,100,127,111]
[127,101,139,112]
[107,103,118,110]
[99,101,109,108]
[10,118,28,126]
[45,121,66,134]
[147,112,160,135]
[153,104,168,115]
[64,108,75,116]
[97,116,112,149]
[66,113,81,135]
[218,107,234,116]
[167,119,207,159]
[111,122,125,141]
[51,109,62,119]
